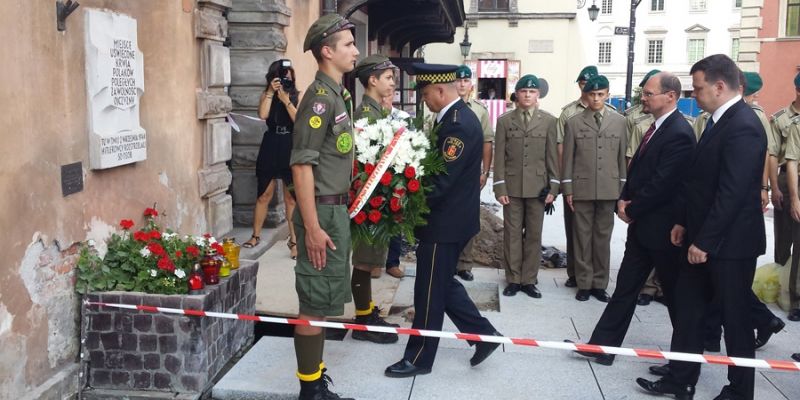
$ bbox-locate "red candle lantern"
[188,263,205,291]
[201,248,221,285]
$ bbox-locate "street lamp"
[459,25,471,60]
[624,0,642,108]
[588,1,600,22]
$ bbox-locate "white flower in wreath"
[149,269,158,277]
[140,247,151,258]
[174,269,186,279]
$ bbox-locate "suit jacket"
[415,100,482,243]
[562,107,628,200]
[493,107,559,198]
[675,99,767,259]
[621,110,696,250]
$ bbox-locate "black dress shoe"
[456,270,474,281]
[649,364,671,376]
[591,289,610,302]
[563,340,615,366]
[636,377,695,400]
[521,284,542,298]
[503,283,521,296]
[470,331,502,366]
[637,294,653,306]
[755,317,785,349]
[576,289,591,301]
[792,353,800,362]
[384,359,431,378]
[564,277,577,287]
[788,308,800,321]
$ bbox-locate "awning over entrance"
[344,0,466,53]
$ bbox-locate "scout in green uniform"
[556,66,615,288]
[290,14,358,400]
[772,72,800,267]
[780,71,800,322]
[493,74,559,298]
[562,75,627,302]
[347,54,400,344]
[624,70,660,159]
[454,64,495,281]
[742,72,779,212]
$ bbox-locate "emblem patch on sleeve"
[442,137,464,162]
[316,88,328,96]
[336,132,353,153]
[309,116,323,129]
[313,102,326,115]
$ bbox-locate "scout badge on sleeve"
[312,102,326,115]
[309,115,322,129]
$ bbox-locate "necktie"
[594,112,603,128]
[522,110,530,129]
[638,123,656,154]
[342,87,353,119]
[698,117,714,145]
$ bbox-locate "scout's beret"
[743,72,763,96]
[583,75,610,92]
[456,65,472,79]
[576,65,599,82]
[515,74,541,91]
[354,54,396,80]
[408,63,458,88]
[303,14,355,52]
[639,69,661,88]
[795,71,800,88]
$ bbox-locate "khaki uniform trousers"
[640,270,663,297]
[572,200,616,290]
[457,236,476,272]
[775,170,793,265]
[503,197,545,285]
[789,194,800,309]
[563,196,575,279]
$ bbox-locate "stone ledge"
[197,91,233,120]
[198,163,233,198]
[194,8,228,41]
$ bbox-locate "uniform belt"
[316,194,349,205]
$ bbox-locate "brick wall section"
[82,260,258,395]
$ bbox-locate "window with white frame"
[731,38,740,62]
[598,42,612,64]
[688,39,705,63]
[601,0,613,14]
[735,0,742,8]
[788,0,800,36]
[651,0,664,11]
[690,0,707,11]
[648,39,663,64]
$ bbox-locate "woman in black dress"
[243,59,299,259]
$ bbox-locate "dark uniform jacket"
[622,110,695,250]
[415,100,482,244]
[676,100,766,258]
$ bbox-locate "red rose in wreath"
[408,179,420,193]
[364,163,375,176]
[390,197,402,213]
[119,219,134,230]
[404,166,416,179]
[394,187,406,197]
[354,211,367,225]
[380,171,392,186]
[368,210,382,224]
[369,196,385,208]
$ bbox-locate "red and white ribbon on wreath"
[348,126,407,218]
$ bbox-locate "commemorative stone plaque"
[84,9,146,169]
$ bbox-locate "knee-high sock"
[351,268,373,314]
[294,332,324,381]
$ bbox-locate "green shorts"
[352,241,389,268]
[293,204,352,317]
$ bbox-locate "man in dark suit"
[572,72,695,366]
[385,64,501,378]
[637,54,767,400]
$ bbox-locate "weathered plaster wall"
[0,1,206,397]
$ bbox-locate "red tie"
[638,123,656,154]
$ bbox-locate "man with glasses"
[569,72,695,365]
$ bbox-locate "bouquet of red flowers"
[349,113,444,246]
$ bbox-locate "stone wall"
[82,261,258,397]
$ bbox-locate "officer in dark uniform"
[385,63,501,378]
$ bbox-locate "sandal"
[287,239,297,260]
[242,235,260,248]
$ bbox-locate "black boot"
[352,308,399,344]
[298,372,354,400]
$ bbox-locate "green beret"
[354,54,395,80]
[303,14,355,52]
[639,69,661,88]
[743,72,763,96]
[455,65,472,79]
[795,71,800,88]
[576,66,599,82]
[515,74,540,91]
[583,75,610,92]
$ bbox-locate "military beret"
[515,74,541,91]
[795,71,800,88]
[353,54,396,80]
[743,72,763,96]
[639,69,661,88]
[303,14,355,52]
[583,75,610,92]
[576,65,599,82]
[456,65,472,79]
[408,63,458,88]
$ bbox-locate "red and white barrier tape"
[348,126,407,218]
[85,301,800,372]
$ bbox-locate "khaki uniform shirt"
[557,99,616,144]
[562,108,627,200]
[290,71,354,195]
[624,104,654,158]
[780,114,800,161]
[355,94,384,121]
[467,98,495,142]
[493,107,559,198]
[751,104,779,157]
[773,104,800,165]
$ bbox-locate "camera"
[277,59,294,92]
